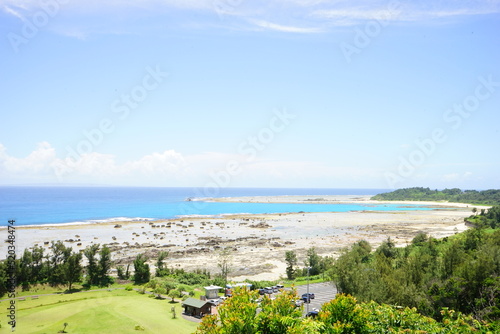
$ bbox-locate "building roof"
[182,298,208,309]
[204,285,223,290]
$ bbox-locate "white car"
[294,299,304,307]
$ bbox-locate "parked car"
[258,288,266,295]
[264,287,273,294]
[272,286,278,293]
[306,308,319,318]
[302,293,315,302]
[208,299,220,306]
[293,299,304,307]
[276,284,284,290]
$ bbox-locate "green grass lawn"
[0,289,198,333]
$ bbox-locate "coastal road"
[294,282,338,313]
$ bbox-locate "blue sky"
[0,0,499,189]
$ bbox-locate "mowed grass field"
[0,289,198,333]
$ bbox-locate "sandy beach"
[1,196,486,281]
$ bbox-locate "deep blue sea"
[0,187,432,226]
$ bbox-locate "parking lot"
[294,282,338,313]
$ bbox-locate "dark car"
[306,309,319,318]
[302,293,315,302]
[258,289,266,295]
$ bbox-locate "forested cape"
[331,203,500,331]
[371,187,500,205]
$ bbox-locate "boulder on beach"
[249,222,271,228]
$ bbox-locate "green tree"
[0,261,9,297]
[31,245,45,282]
[48,241,71,286]
[256,288,303,333]
[64,252,83,291]
[155,251,169,277]
[441,240,465,279]
[285,250,297,280]
[149,278,167,298]
[319,294,371,333]
[305,247,321,276]
[332,243,372,296]
[133,253,150,284]
[198,287,259,334]
[117,264,130,280]
[411,232,428,246]
[376,237,397,259]
[19,248,33,289]
[163,277,178,294]
[168,288,182,302]
[98,245,112,286]
[84,244,100,285]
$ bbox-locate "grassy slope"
[0,289,198,333]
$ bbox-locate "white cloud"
[312,7,401,21]
[1,142,56,174]
[250,19,323,33]
[1,5,26,20]
[312,1,500,26]
[123,150,186,175]
[0,142,383,187]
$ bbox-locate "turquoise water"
[0,186,431,226]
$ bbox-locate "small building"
[182,298,211,317]
[204,285,223,299]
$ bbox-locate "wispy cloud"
[1,5,26,21]
[251,19,324,33]
[312,7,402,26]
[1,0,499,36]
[312,1,500,26]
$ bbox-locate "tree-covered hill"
[371,187,500,205]
[329,205,500,328]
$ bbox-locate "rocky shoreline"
[1,196,481,281]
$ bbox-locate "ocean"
[0,186,429,226]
